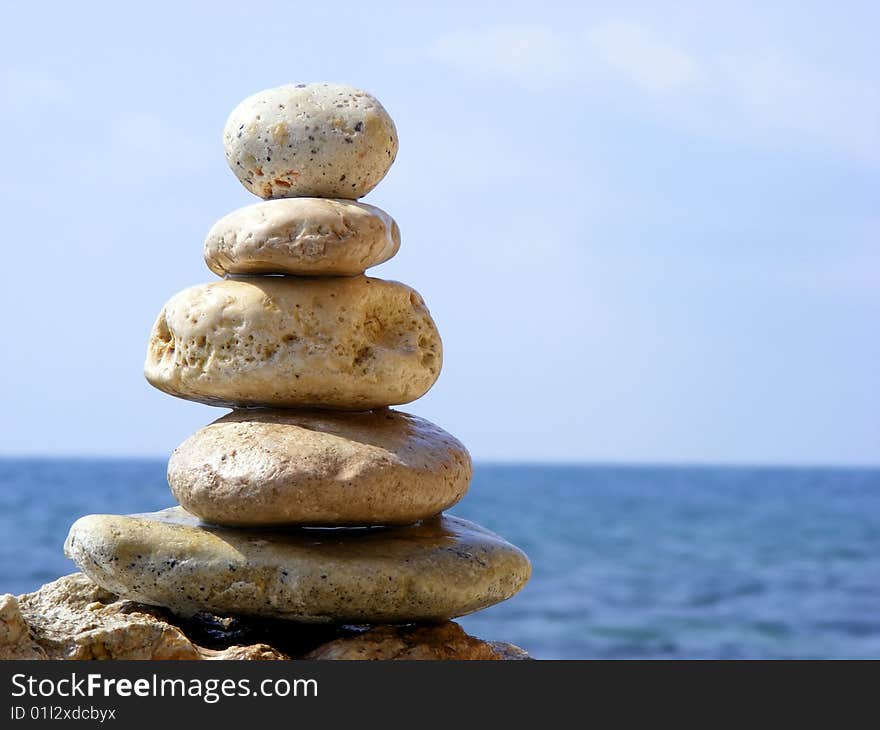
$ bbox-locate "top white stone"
[224,83,398,200]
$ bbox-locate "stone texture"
[224,83,397,199]
[168,408,471,527]
[0,574,527,661]
[305,622,529,660]
[204,198,400,277]
[65,509,531,623]
[144,276,441,410]
[0,594,44,659]
[0,573,282,660]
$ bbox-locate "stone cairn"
[64,83,530,647]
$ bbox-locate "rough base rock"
[0,574,528,660]
[304,623,530,660]
[0,573,280,660]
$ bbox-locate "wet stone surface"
[65,508,531,623]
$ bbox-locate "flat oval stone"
[144,276,442,410]
[224,83,398,199]
[64,509,531,623]
[168,409,471,527]
[204,198,400,277]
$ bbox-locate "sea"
[2,459,878,660]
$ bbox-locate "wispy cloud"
[428,25,568,81]
[428,20,880,161]
[588,21,704,92]
[719,52,879,160]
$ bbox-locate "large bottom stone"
[64,508,530,623]
[0,574,529,660]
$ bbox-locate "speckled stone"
[203,198,400,277]
[64,509,531,623]
[144,276,442,410]
[224,83,398,199]
[168,409,472,527]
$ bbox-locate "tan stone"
[144,276,441,410]
[305,622,529,660]
[0,594,45,659]
[224,83,398,199]
[65,509,531,623]
[168,408,471,527]
[0,575,528,660]
[204,198,400,277]
[0,574,284,660]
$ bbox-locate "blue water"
[1,459,878,659]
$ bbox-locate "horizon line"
[1,454,878,471]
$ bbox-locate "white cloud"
[428,25,568,81]
[719,52,880,160]
[427,20,879,162]
[587,21,704,91]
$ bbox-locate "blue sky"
[1,1,877,464]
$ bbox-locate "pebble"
[204,198,399,277]
[64,509,531,623]
[144,276,442,410]
[224,83,398,199]
[168,408,471,527]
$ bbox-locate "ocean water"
[1,459,878,659]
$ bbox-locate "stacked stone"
[65,84,530,630]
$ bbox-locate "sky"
[1,1,877,464]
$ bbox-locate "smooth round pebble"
[224,83,398,199]
[204,198,400,277]
[144,276,442,410]
[168,408,471,527]
[64,508,531,623]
